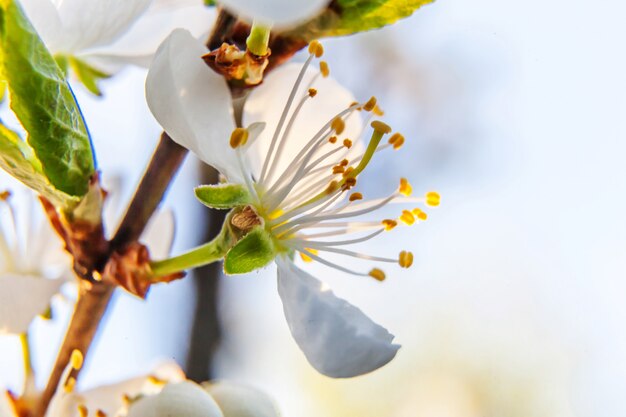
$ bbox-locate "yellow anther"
[308,40,324,57]
[308,88,318,97]
[96,410,108,417]
[392,136,404,149]
[343,166,354,177]
[426,191,441,207]
[399,251,414,268]
[328,136,338,144]
[78,405,88,417]
[399,210,415,225]
[332,165,345,174]
[349,101,359,108]
[368,268,386,282]
[71,349,84,370]
[382,219,398,231]
[229,127,249,148]
[64,377,76,393]
[412,208,428,221]
[300,249,318,263]
[388,133,404,145]
[332,117,345,135]
[0,190,11,201]
[399,178,412,197]
[343,139,353,148]
[319,61,330,77]
[148,375,167,385]
[343,177,357,190]
[341,159,349,166]
[373,105,384,116]
[363,96,377,112]
[325,180,339,194]
[349,192,363,201]
[371,120,392,134]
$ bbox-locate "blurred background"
[2,0,626,415]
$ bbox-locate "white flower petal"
[276,258,400,378]
[80,362,185,414]
[80,0,216,71]
[146,29,241,182]
[219,0,328,27]
[127,382,224,417]
[0,275,63,334]
[20,0,64,51]
[141,209,175,260]
[243,63,362,184]
[205,382,280,417]
[51,0,152,53]
[0,391,17,417]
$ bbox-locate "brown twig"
[110,133,188,250]
[34,282,114,417]
[36,133,188,416]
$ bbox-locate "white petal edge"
[80,0,216,72]
[19,0,64,52]
[276,258,400,378]
[127,381,224,417]
[219,0,329,27]
[52,0,152,53]
[80,362,185,415]
[0,275,63,335]
[145,29,241,182]
[243,63,363,185]
[204,382,281,417]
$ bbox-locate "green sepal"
[0,123,77,207]
[204,0,215,5]
[224,227,276,274]
[0,0,95,198]
[68,56,111,96]
[283,0,434,41]
[195,183,253,209]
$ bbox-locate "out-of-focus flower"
[0,185,175,335]
[0,190,71,335]
[146,30,439,377]
[127,380,280,417]
[0,351,280,417]
[218,0,328,26]
[18,0,213,93]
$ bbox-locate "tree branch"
[36,133,188,416]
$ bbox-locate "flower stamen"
[368,268,386,281]
[398,251,414,268]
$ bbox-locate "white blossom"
[19,0,214,72]
[0,186,175,335]
[146,30,440,377]
[218,0,329,27]
[0,352,279,417]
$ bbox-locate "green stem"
[246,21,272,56]
[150,227,233,277]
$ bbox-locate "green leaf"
[0,77,5,103]
[195,183,253,209]
[204,0,215,5]
[0,124,76,206]
[0,0,95,197]
[68,56,111,96]
[283,0,434,40]
[224,227,276,274]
